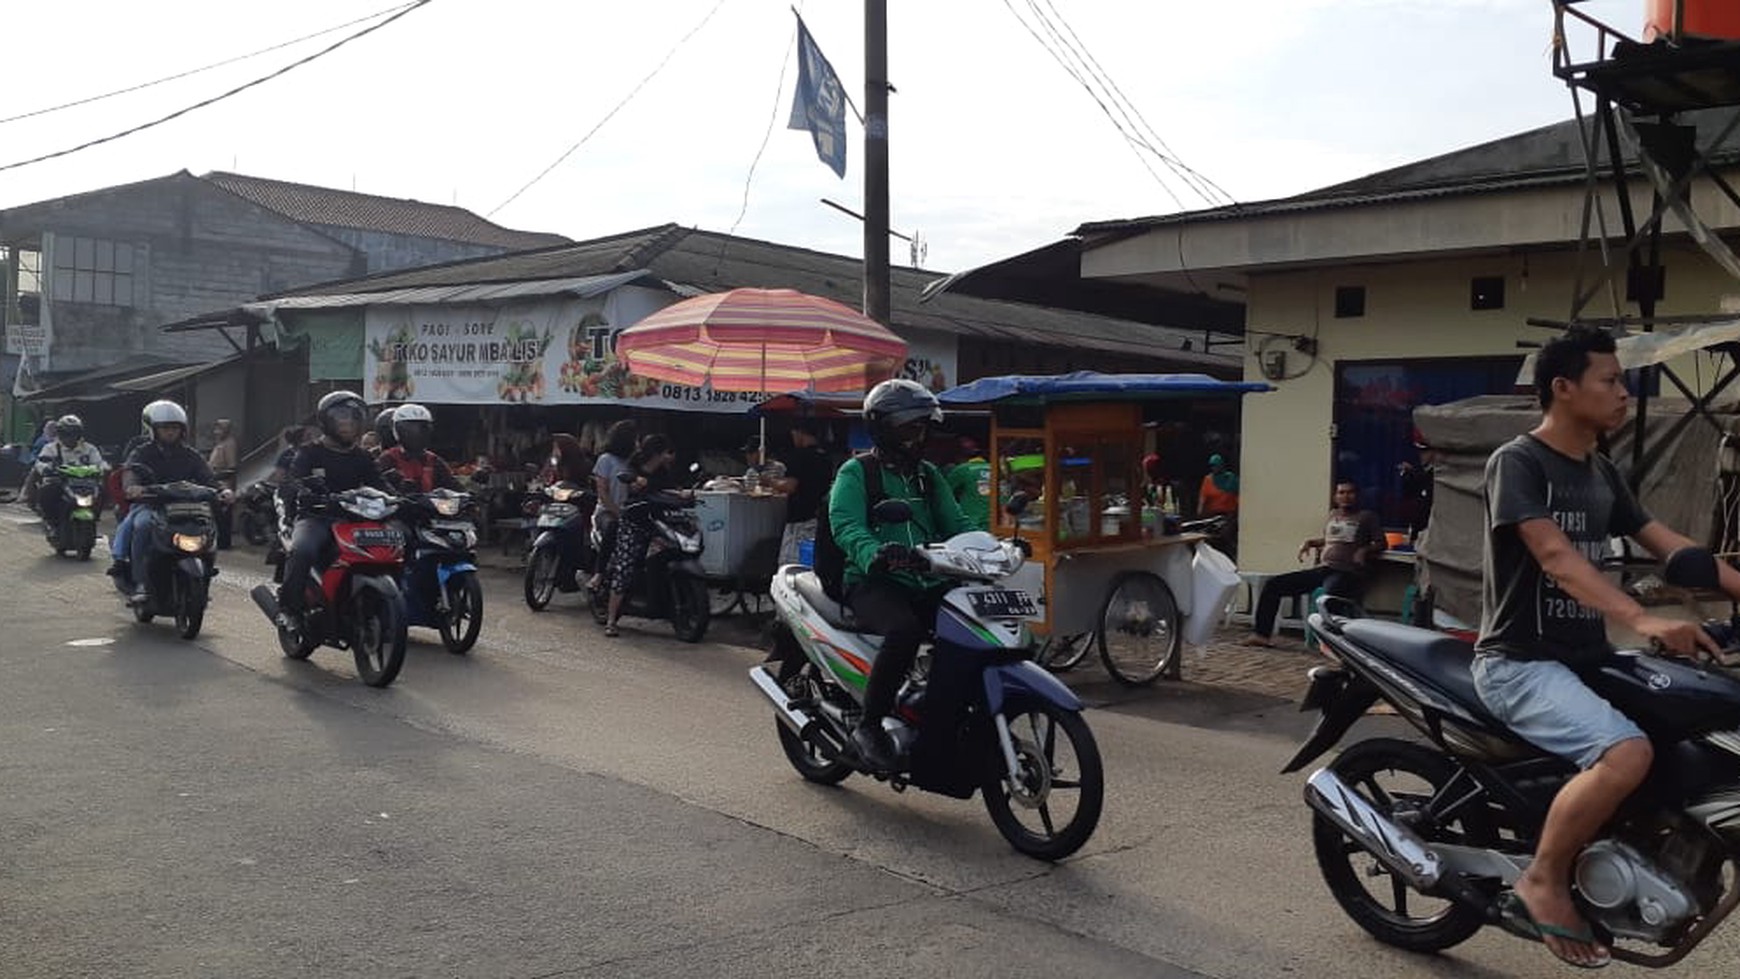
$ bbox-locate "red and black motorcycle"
[251,485,410,688]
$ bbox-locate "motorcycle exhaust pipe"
[749,665,815,737]
[1304,768,1443,892]
[249,584,280,620]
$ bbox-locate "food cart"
[938,372,1270,685]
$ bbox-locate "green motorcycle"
[40,464,104,560]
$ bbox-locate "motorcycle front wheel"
[523,546,558,611]
[1311,738,1491,953]
[351,586,408,688]
[981,704,1104,861]
[669,575,710,643]
[438,573,483,654]
[173,571,207,640]
[71,520,96,561]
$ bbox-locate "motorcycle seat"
[1341,618,1486,714]
[790,570,879,634]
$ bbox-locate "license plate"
[968,589,1038,618]
[351,527,402,548]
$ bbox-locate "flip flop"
[1497,893,1611,970]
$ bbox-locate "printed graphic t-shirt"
[1476,434,1651,667]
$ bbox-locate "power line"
[727,8,801,237]
[1032,0,1235,207]
[0,1,434,174]
[487,0,731,218]
[0,2,418,127]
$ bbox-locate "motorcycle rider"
[376,404,461,494]
[112,401,229,601]
[370,407,398,458]
[276,391,388,632]
[830,379,972,771]
[1474,326,1728,968]
[28,414,108,532]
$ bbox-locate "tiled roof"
[201,171,569,250]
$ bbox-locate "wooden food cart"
[938,372,1269,685]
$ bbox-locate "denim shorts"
[1472,655,1645,770]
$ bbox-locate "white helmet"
[392,403,435,455]
[141,400,189,439]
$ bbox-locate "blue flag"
[788,16,847,179]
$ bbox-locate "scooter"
[117,479,220,639]
[587,471,710,642]
[1285,547,1740,967]
[238,479,279,546]
[249,485,410,688]
[753,497,1105,861]
[398,488,483,654]
[524,479,595,611]
[39,463,104,559]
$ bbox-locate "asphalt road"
[2,508,1732,977]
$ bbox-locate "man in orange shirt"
[1198,453,1239,517]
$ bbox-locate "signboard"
[4,323,46,356]
[895,329,957,393]
[362,289,778,412]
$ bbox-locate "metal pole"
[863,0,892,326]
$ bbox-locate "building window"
[50,236,136,307]
[1334,286,1365,318]
[1471,275,1505,310]
[1332,356,1526,531]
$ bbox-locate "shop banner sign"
[364,294,781,412]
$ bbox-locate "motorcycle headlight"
[551,486,576,503]
[433,497,461,517]
[173,533,207,553]
[73,494,96,507]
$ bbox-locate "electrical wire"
[727,6,802,237]
[0,2,418,127]
[487,0,730,218]
[0,1,433,174]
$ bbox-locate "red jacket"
[378,448,459,494]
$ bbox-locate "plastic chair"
[1302,586,1327,646]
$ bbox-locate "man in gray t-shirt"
[1472,327,1724,969]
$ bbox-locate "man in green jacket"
[831,379,973,771]
[944,435,991,531]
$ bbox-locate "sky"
[0,0,1642,273]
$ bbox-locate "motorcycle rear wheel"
[669,575,710,643]
[524,547,558,611]
[981,704,1104,861]
[438,573,483,654]
[771,652,852,785]
[351,588,408,688]
[1311,738,1490,953]
[241,511,271,546]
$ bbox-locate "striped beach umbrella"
[615,288,907,394]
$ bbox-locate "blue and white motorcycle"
[753,498,1104,860]
[397,488,483,654]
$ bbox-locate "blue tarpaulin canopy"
[938,371,1271,405]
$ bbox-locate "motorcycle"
[39,463,104,559]
[398,488,483,654]
[238,479,279,546]
[249,485,410,688]
[524,480,596,611]
[587,471,709,642]
[753,497,1105,860]
[1285,546,1740,967]
[116,478,220,639]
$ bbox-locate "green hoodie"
[829,454,972,591]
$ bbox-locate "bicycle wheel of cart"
[1036,632,1092,672]
[1095,572,1181,686]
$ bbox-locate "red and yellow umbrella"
[615,288,906,394]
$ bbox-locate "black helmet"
[317,391,368,446]
[391,403,433,455]
[55,414,84,447]
[373,407,398,450]
[863,379,942,465]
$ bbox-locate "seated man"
[829,379,972,771]
[30,414,108,533]
[1245,479,1384,647]
[113,401,229,601]
[276,391,387,631]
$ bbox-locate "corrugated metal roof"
[201,171,570,250]
[111,359,233,392]
[244,270,662,311]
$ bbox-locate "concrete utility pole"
[863,0,891,326]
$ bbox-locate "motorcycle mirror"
[872,499,913,525]
[1004,492,1031,517]
[1664,547,1723,591]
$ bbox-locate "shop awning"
[938,371,1272,405]
[1517,318,1740,382]
[240,269,664,313]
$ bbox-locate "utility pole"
[863,0,891,326]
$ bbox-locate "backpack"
[812,452,885,600]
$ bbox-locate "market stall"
[939,372,1270,684]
